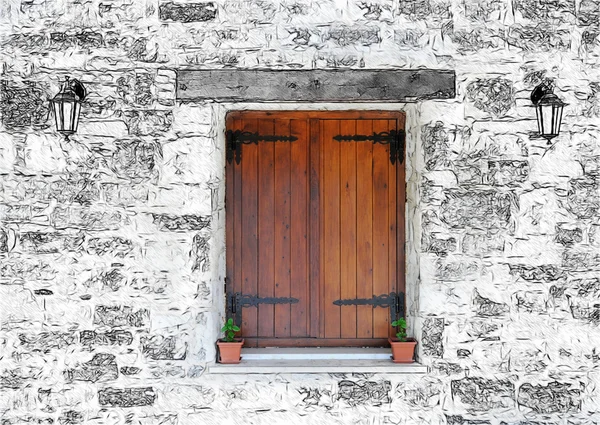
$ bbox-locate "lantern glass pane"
[541,104,553,136]
[536,105,543,135]
[553,105,564,135]
[73,102,81,131]
[53,101,63,131]
[63,101,74,132]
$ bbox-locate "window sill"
[208,348,427,374]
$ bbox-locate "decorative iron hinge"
[227,292,300,325]
[226,130,298,164]
[333,292,404,324]
[333,129,405,165]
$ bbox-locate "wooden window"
[226,111,406,347]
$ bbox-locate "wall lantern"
[51,77,86,140]
[530,79,567,144]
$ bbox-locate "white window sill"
[208,348,427,374]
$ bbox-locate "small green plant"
[221,318,241,342]
[391,318,407,342]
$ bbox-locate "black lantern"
[530,80,566,144]
[51,77,86,140]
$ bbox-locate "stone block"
[451,377,515,411]
[50,207,129,231]
[159,2,218,23]
[0,80,49,130]
[473,290,509,317]
[513,0,575,23]
[159,136,217,185]
[152,213,210,231]
[325,26,380,46]
[422,121,450,171]
[0,132,16,172]
[435,258,482,281]
[517,381,581,413]
[562,249,600,271]
[18,232,85,254]
[446,416,491,425]
[466,78,515,117]
[80,330,134,346]
[563,177,600,219]
[98,387,156,407]
[110,139,161,182]
[505,25,571,51]
[78,120,129,138]
[84,269,128,292]
[509,264,566,282]
[191,233,210,272]
[101,183,149,206]
[122,110,172,136]
[23,133,68,173]
[86,237,134,257]
[127,38,160,63]
[93,305,150,328]
[441,189,518,229]
[422,318,444,357]
[0,258,56,285]
[578,0,600,26]
[141,335,187,360]
[58,411,84,425]
[18,332,76,351]
[461,231,505,255]
[120,366,142,375]
[336,380,391,406]
[65,353,119,383]
[422,234,457,257]
[135,72,154,106]
[486,160,529,186]
[397,0,452,21]
[554,223,583,246]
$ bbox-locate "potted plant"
[216,318,244,364]
[388,318,417,363]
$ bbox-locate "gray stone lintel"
[176,69,456,102]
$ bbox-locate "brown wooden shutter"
[226,111,406,348]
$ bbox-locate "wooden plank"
[339,119,357,339]
[397,114,407,313]
[225,114,235,321]
[290,118,309,338]
[178,69,456,102]
[274,118,292,338]
[387,119,398,338]
[240,118,259,339]
[321,119,341,339]
[244,338,391,348]
[309,119,321,338]
[372,119,389,339]
[356,119,374,339]
[232,116,243,336]
[257,119,275,338]
[228,111,406,120]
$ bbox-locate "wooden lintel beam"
[176,69,455,102]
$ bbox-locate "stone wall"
[1,0,600,423]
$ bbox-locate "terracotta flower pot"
[216,339,244,364]
[388,338,417,363]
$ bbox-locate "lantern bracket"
[68,78,87,101]
[530,79,554,105]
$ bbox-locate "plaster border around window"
[200,101,425,367]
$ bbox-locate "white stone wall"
[2,0,600,423]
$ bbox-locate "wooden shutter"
[226,111,406,347]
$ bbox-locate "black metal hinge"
[226,130,298,164]
[227,292,300,325]
[333,129,405,165]
[333,292,404,324]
